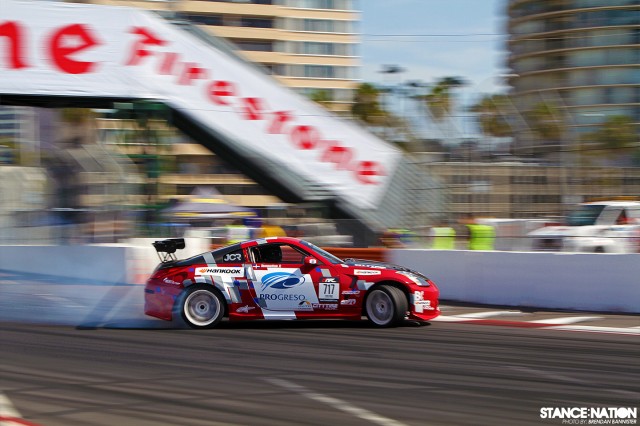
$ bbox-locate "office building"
[86,0,361,113]
[506,0,640,153]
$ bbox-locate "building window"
[183,14,223,26]
[241,17,273,28]
[230,39,274,51]
[283,0,354,10]
[285,18,355,33]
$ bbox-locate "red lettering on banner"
[49,24,100,74]
[206,80,236,105]
[126,27,165,66]
[321,143,353,170]
[354,161,384,184]
[0,21,28,69]
[178,63,209,85]
[159,52,179,75]
[290,125,319,150]
[241,97,264,120]
[267,111,292,134]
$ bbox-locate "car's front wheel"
[365,285,408,327]
[178,285,225,329]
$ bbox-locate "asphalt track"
[2,319,639,426]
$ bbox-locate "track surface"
[2,319,639,426]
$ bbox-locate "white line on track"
[548,325,640,335]
[265,378,410,426]
[455,310,529,319]
[0,393,21,419]
[0,393,22,426]
[531,316,603,325]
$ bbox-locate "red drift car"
[144,237,440,328]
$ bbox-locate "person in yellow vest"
[430,220,456,250]
[465,218,496,250]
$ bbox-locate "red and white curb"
[432,311,640,335]
[0,393,40,426]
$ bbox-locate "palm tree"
[525,101,565,159]
[582,115,637,164]
[351,83,387,125]
[309,89,332,108]
[470,94,513,138]
[423,76,466,121]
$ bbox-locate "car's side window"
[280,244,307,264]
[249,243,308,265]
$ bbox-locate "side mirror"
[304,256,318,266]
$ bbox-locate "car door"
[247,242,320,314]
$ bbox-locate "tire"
[365,285,408,327]
[178,285,225,329]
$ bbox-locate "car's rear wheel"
[365,285,407,327]
[179,285,225,329]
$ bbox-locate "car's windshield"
[299,240,343,264]
[566,204,606,226]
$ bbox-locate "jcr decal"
[223,253,243,262]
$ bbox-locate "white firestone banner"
[0,0,401,209]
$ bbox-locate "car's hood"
[343,258,426,276]
[343,258,433,286]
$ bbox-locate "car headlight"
[396,271,430,286]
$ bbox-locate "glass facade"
[507,0,640,146]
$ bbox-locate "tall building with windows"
[87,0,361,113]
[506,0,640,152]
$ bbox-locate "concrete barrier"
[388,249,640,313]
[1,243,638,314]
[0,238,210,285]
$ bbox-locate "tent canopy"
[165,187,255,219]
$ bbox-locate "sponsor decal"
[261,272,305,291]
[163,277,181,285]
[354,270,381,276]
[340,299,356,306]
[352,264,386,269]
[196,267,242,275]
[319,278,340,302]
[260,293,306,301]
[413,291,434,313]
[297,300,314,311]
[235,305,256,314]
[539,407,637,423]
[312,303,338,310]
[342,290,360,295]
[223,253,242,262]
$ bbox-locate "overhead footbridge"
[0,0,444,241]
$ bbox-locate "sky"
[360,0,510,101]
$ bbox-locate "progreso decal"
[261,272,305,291]
[253,269,318,311]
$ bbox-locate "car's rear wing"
[152,238,186,263]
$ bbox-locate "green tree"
[351,83,387,124]
[309,89,332,108]
[590,115,636,153]
[582,115,637,164]
[470,94,513,138]
[423,76,466,121]
[525,101,565,158]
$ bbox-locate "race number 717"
[319,280,339,301]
